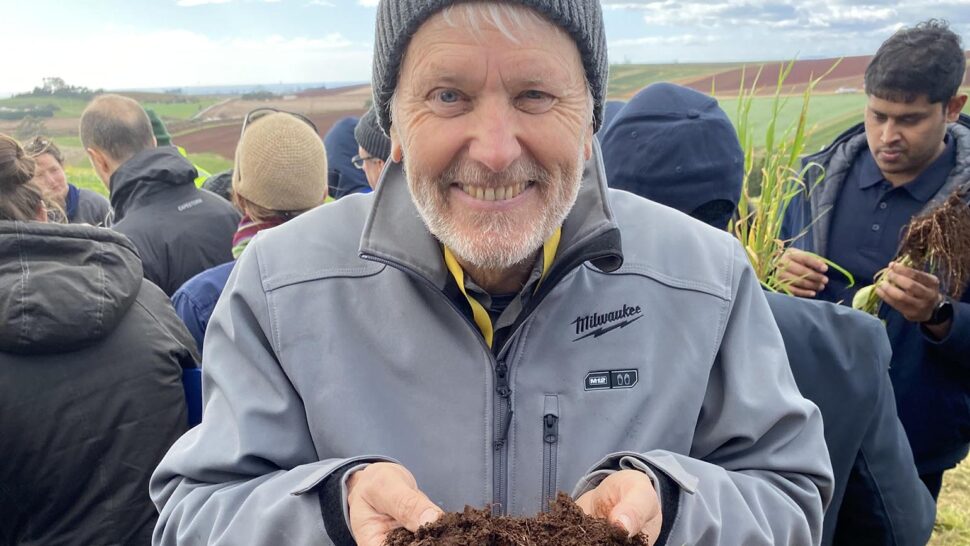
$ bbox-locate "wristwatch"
[924,296,954,326]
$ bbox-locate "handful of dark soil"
[384,492,648,546]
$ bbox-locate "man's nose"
[880,120,900,145]
[467,97,522,173]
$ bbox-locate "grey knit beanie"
[372,0,607,133]
[354,107,392,160]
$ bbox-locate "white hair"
[440,1,552,44]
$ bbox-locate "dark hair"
[79,94,155,163]
[0,134,44,221]
[865,19,966,105]
[23,136,65,165]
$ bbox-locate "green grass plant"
[730,60,853,293]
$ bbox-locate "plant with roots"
[853,188,970,315]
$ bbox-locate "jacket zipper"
[360,253,511,513]
[541,394,559,512]
[493,359,512,514]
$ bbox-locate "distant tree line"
[16,77,102,99]
[0,105,58,120]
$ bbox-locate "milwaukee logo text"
[572,304,643,342]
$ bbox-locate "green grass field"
[0,96,219,120]
[931,460,970,545]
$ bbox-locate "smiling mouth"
[457,181,533,202]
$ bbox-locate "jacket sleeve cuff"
[314,457,398,546]
[921,301,970,356]
[572,452,690,545]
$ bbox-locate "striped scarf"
[231,214,286,259]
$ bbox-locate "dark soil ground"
[384,493,649,546]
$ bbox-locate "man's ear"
[946,94,968,122]
[390,130,404,163]
[85,148,107,171]
[85,147,113,186]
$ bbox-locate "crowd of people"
[0,1,967,545]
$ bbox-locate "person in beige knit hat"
[170,109,329,355]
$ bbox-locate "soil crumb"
[384,492,649,546]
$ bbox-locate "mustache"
[438,156,551,188]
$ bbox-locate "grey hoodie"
[151,148,833,545]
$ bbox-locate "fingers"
[357,467,441,532]
[576,470,661,543]
[889,262,940,291]
[777,260,828,295]
[777,250,829,296]
[347,463,442,546]
[608,483,660,537]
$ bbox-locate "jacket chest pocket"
[541,394,560,512]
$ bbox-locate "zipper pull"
[495,362,511,397]
[494,362,513,449]
[544,414,559,444]
[495,406,513,449]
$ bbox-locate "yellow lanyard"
[443,228,562,348]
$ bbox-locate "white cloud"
[176,0,232,6]
[610,34,716,47]
[306,0,335,5]
[357,0,379,6]
[1,27,371,92]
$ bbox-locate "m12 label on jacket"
[585,369,639,391]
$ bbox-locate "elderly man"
[151,2,832,545]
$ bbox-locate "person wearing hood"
[601,82,935,546]
[325,115,372,199]
[0,133,199,545]
[596,99,625,143]
[23,136,112,226]
[172,110,329,355]
[81,94,240,296]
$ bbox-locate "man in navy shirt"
[780,20,970,499]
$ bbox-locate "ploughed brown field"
[173,109,366,160]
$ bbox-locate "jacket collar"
[358,141,623,291]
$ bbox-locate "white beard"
[405,145,585,271]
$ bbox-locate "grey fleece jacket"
[151,147,833,545]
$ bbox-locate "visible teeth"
[460,183,529,201]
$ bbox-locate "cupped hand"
[575,469,662,545]
[346,463,442,546]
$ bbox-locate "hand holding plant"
[853,188,970,318]
[776,248,829,297]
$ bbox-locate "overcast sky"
[2,0,969,94]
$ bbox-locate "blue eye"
[438,90,460,103]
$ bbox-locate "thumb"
[609,495,656,538]
[371,480,443,532]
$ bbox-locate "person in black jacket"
[601,82,935,545]
[80,94,240,295]
[0,133,200,545]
